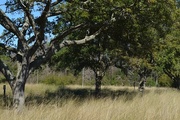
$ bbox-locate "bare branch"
[29,26,105,75]
[0,59,15,89]
[29,56,43,75]
[27,36,36,44]
[0,43,17,53]
[0,9,25,41]
[40,0,51,19]
[19,0,27,8]
[51,0,63,7]
[21,16,30,35]
[50,23,86,45]
[0,31,11,39]
[47,10,63,17]
[27,0,51,58]
[59,27,104,48]
[18,0,36,35]
[48,0,64,17]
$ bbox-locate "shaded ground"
[0,85,153,108]
[25,86,140,106]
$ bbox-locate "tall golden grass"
[0,84,180,120]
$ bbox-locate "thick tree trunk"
[13,80,25,110]
[95,71,103,97]
[95,76,102,97]
[12,58,29,110]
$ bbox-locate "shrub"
[158,74,172,87]
[146,78,156,87]
[0,75,6,83]
[102,75,122,86]
[40,74,80,85]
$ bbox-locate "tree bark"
[163,69,180,89]
[13,80,25,111]
[0,59,15,89]
[138,77,146,92]
[95,70,103,97]
[12,57,29,110]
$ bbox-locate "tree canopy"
[0,0,111,109]
[0,0,179,109]
[153,7,180,89]
[50,0,178,92]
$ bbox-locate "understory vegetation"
[0,68,173,87]
[0,84,179,120]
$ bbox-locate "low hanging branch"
[0,10,26,43]
[59,27,104,48]
[0,59,15,89]
[28,26,105,74]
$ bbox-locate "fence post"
[133,81,136,90]
[3,85,7,106]
[82,68,85,87]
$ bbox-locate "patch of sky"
[0,0,58,47]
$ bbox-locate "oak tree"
[51,0,177,93]
[0,0,110,109]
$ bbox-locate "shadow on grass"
[25,86,139,106]
[0,86,155,108]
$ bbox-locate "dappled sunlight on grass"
[0,84,180,120]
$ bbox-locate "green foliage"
[40,74,80,86]
[0,75,6,83]
[102,76,122,86]
[51,37,113,75]
[153,7,180,88]
[51,0,178,79]
[146,78,156,87]
[1,0,179,90]
[0,54,16,75]
[107,0,176,58]
[0,47,5,55]
[158,74,173,87]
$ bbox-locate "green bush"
[40,74,80,85]
[146,78,156,87]
[102,75,122,86]
[158,74,172,87]
[0,75,6,83]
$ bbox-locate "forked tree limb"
[0,59,15,89]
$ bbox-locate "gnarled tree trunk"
[12,56,29,110]
[13,80,26,110]
[0,59,28,110]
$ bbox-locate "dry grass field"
[0,84,180,120]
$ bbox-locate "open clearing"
[0,84,180,120]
